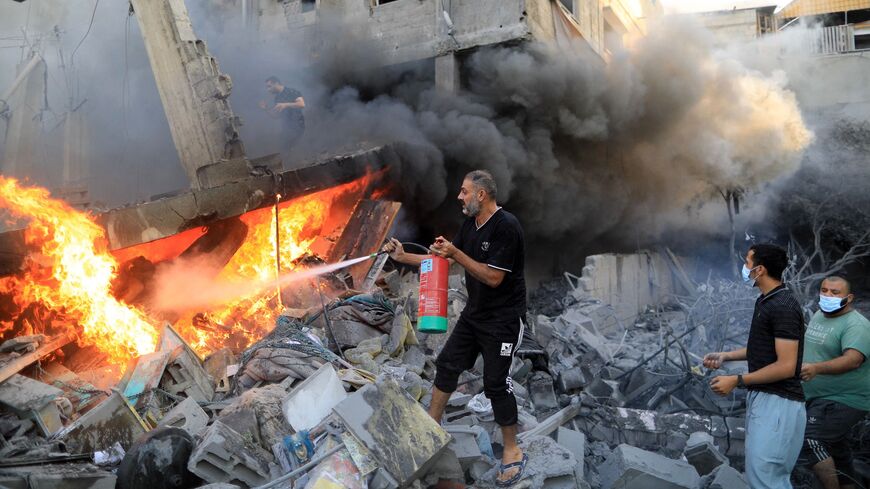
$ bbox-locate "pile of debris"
[0,253,866,489]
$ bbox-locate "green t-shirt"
[802,309,870,411]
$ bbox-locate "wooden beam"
[0,334,74,385]
[328,200,401,288]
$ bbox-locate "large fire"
[0,176,157,364]
[0,175,373,365]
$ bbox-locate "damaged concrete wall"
[130,0,246,188]
[578,251,678,326]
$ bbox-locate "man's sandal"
[495,453,528,487]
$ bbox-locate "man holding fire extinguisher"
[382,169,528,487]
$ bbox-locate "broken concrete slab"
[599,444,700,489]
[529,371,559,421]
[0,462,117,489]
[55,390,150,454]
[333,378,451,487]
[474,435,578,489]
[684,432,728,476]
[0,373,64,435]
[282,363,346,432]
[94,146,389,250]
[556,427,586,476]
[218,408,262,448]
[157,396,210,436]
[187,420,276,488]
[708,464,748,489]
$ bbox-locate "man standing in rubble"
[704,243,806,489]
[797,276,870,489]
[383,170,528,487]
[259,76,305,158]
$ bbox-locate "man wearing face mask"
[703,243,806,489]
[382,170,527,487]
[797,276,870,489]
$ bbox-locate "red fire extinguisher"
[418,255,449,333]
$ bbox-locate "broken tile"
[333,378,451,487]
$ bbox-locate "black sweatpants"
[434,315,524,426]
[798,398,867,486]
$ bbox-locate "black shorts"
[433,315,524,426]
[798,398,867,485]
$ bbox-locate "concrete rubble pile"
[1,251,867,488]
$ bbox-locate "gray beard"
[462,200,480,217]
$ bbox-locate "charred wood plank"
[328,199,401,288]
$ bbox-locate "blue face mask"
[819,294,847,313]
[741,264,759,285]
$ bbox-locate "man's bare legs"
[498,424,524,483]
[812,457,853,489]
[429,386,451,424]
[429,387,524,485]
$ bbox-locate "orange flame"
[0,173,376,364]
[174,177,371,354]
[0,176,157,364]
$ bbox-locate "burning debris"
[2,181,866,489]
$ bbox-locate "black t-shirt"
[453,208,526,323]
[746,284,805,401]
[274,87,304,133]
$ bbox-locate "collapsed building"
[0,0,869,489]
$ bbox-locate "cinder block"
[709,465,748,489]
[684,440,728,476]
[599,444,700,489]
[187,420,275,488]
[529,371,559,420]
[158,397,209,436]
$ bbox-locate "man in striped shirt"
[705,243,806,489]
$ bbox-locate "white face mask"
[819,294,847,313]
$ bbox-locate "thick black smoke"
[279,17,810,268]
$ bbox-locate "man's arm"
[451,248,506,288]
[801,349,865,381]
[743,338,799,385]
[711,340,798,395]
[703,348,747,368]
[382,238,426,267]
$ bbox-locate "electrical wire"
[70,0,100,66]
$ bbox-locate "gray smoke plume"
[279,16,811,258]
[1,4,819,273]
